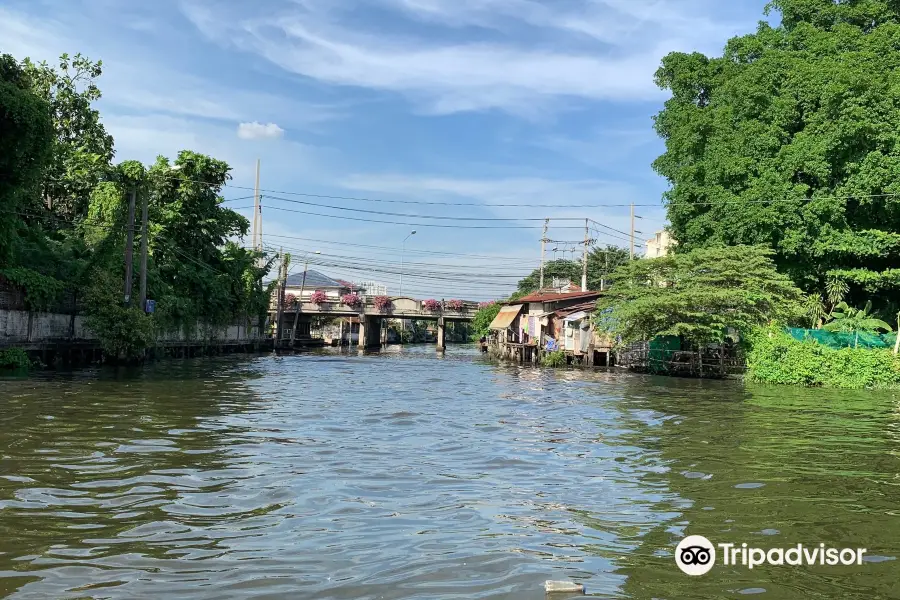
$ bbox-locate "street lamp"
[290,250,321,346]
[399,230,416,297]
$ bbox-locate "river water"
[1,345,898,599]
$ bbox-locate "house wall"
[645,230,673,258]
[284,286,345,301]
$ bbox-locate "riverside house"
[488,290,614,366]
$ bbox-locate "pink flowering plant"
[423,298,441,312]
[478,301,495,309]
[374,295,393,311]
[310,290,327,305]
[285,293,297,306]
[341,293,362,308]
[445,299,464,311]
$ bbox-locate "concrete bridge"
[271,297,480,350]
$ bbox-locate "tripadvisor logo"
[675,535,867,576]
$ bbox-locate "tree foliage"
[471,302,501,340]
[1,50,273,359]
[654,0,900,305]
[595,245,806,345]
[516,246,631,294]
[0,53,53,264]
[823,300,892,333]
[23,53,114,218]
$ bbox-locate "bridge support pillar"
[436,317,446,351]
[359,315,382,350]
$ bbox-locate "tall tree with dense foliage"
[595,245,806,345]
[23,53,114,218]
[0,54,53,264]
[654,0,900,303]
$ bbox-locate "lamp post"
[290,251,320,346]
[399,230,416,297]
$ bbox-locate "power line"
[257,204,587,229]
[262,194,585,222]
[258,233,552,261]
[154,172,900,208]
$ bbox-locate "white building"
[356,281,388,296]
[645,230,673,258]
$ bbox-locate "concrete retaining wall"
[0,309,265,348]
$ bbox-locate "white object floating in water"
[544,580,585,594]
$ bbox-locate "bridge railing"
[270,297,480,316]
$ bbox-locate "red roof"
[515,290,602,303]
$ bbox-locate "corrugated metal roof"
[489,304,523,330]
[516,290,601,303]
[554,300,598,318]
[285,270,347,288]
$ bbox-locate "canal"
[1,345,898,599]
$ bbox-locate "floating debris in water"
[544,580,585,594]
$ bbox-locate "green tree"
[516,259,580,294]
[595,245,806,346]
[515,246,631,294]
[653,0,900,302]
[471,302,502,340]
[23,53,114,218]
[0,53,53,264]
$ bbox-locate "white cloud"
[179,0,744,116]
[237,122,286,140]
[0,6,343,129]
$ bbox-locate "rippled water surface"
[1,345,899,599]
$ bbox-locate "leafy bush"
[542,350,568,368]
[746,326,900,389]
[471,302,501,340]
[0,348,31,370]
[0,267,64,311]
[83,269,156,361]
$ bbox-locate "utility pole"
[252,159,260,251]
[123,188,137,305]
[138,187,149,311]
[581,218,588,292]
[630,203,635,260]
[539,218,549,290]
[272,249,290,348]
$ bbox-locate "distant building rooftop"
[514,290,602,304]
[285,270,347,289]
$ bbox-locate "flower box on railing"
[374,295,393,312]
[445,299,464,311]
[341,293,362,308]
[423,298,441,312]
[310,290,327,305]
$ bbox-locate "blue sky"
[2,0,771,300]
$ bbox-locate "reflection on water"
[0,345,898,599]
